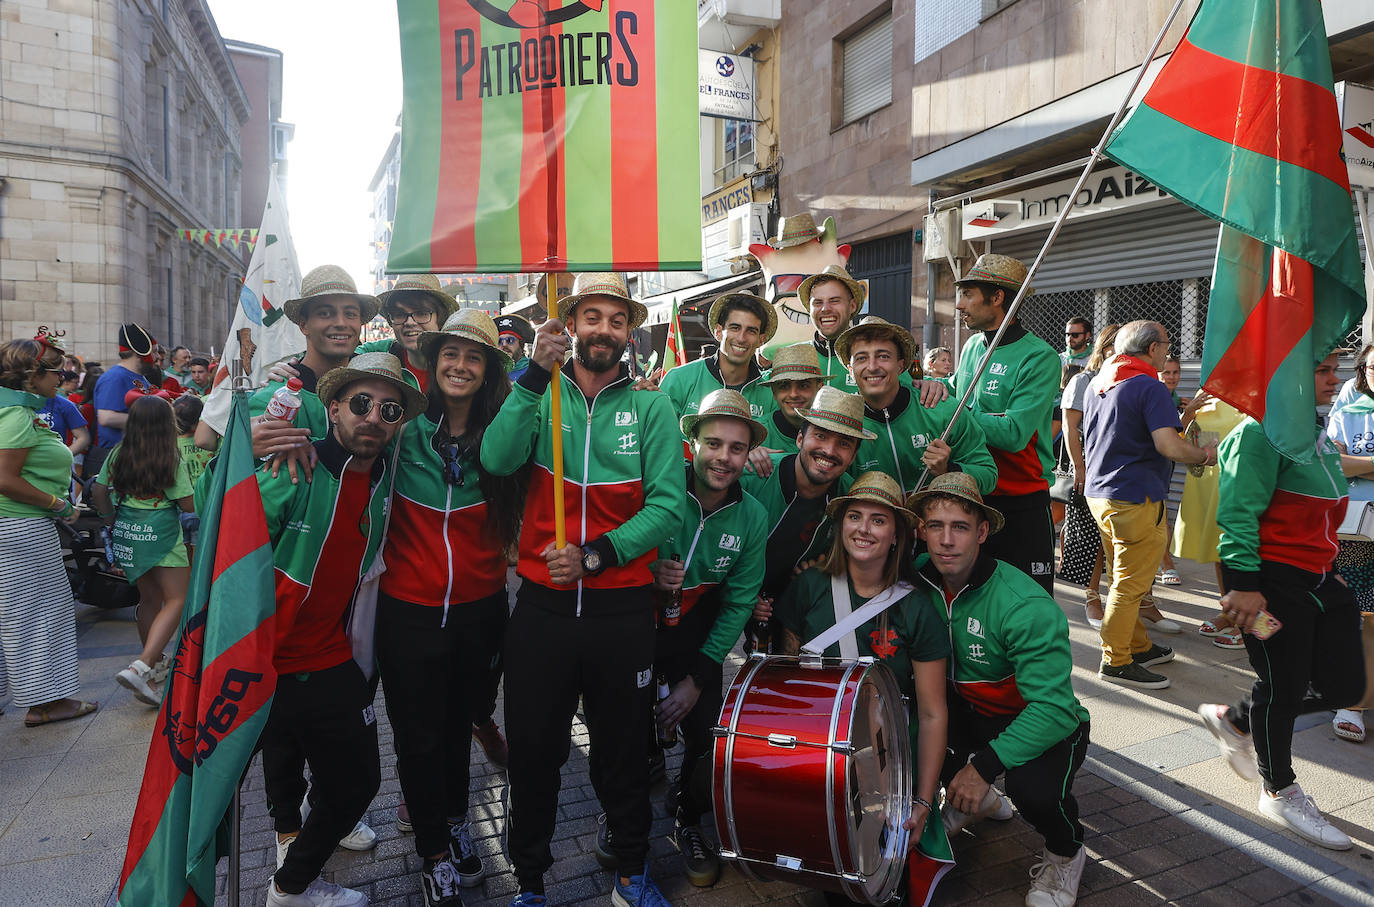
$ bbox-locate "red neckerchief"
[1095,353,1157,392]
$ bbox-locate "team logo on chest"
[718,533,742,552]
[990,362,1008,376]
[911,433,930,449]
[966,616,984,638]
[614,432,638,455]
[870,628,899,659]
[615,411,636,426]
[984,378,1000,394]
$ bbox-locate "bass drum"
[712,654,911,904]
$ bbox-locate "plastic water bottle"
[265,377,303,422]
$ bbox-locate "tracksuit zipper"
[883,411,904,491]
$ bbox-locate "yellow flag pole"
[547,273,567,549]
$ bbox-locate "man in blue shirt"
[89,323,156,475]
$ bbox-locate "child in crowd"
[92,395,195,706]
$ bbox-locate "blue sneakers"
[611,873,673,907]
[508,894,546,906]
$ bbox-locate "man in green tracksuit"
[837,316,997,497]
[951,254,1061,593]
[644,389,767,889]
[479,273,684,907]
[659,291,777,431]
[909,472,1091,907]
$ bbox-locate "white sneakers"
[116,659,161,706]
[1024,846,1086,907]
[338,820,378,852]
[1257,784,1353,851]
[266,878,367,907]
[1196,704,1259,781]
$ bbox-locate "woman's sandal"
[24,699,98,728]
[1333,709,1366,743]
[1211,627,1245,649]
[1198,618,1233,637]
[1157,568,1182,585]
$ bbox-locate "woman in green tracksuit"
[374,309,528,903]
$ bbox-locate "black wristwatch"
[580,545,603,576]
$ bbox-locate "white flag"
[201,171,304,434]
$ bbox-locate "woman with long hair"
[372,309,528,904]
[0,333,98,727]
[93,394,195,706]
[777,471,951,904]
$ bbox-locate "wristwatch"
[580,545,603,576]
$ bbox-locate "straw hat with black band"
[283,265,381,326]
[378,273,459,323]
[796,385,876,441]
[953,253,1034,298]
[316,351,427,423]
[760,343,835,386]
[556,272,648,330]
[905,472,1005,534]
[834,316,919,367]
[707,292,778,344]
[417,309,513,369]
[825,471,916,522]
[680,388,769,450]
[797,264,867,310]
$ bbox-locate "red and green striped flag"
[664,298,686,373]
[1104,0,1364,461]
[116,390,276,906]
[387,0,701,273]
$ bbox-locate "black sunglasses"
[1065,331,1086,338]
[441,439,467,486]
[344,392,405,424]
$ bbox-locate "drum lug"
[711,725,729,738]
[767,733,797,748]
[840,872,864,884]
[799,653,824,669]
[718,849,739,861]
[831,740,854,755]
[774,854,803,871]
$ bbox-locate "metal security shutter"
[849,232,913,329]
[990,201,1218,292]
[842,14,892,124]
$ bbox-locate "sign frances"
[699,49,756,120]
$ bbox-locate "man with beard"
[254,352,425,907]
[951,254,1061,594]
[659,292,777,431]
[480,273,683,907]
[742,385,871,650]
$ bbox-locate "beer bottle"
[655,673,678,747]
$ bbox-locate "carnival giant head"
[747,213,853,360]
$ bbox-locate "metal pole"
[227,784,242,906]
[911,0,1191,493]
[923,189,939,354]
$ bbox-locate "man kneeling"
[909,473,1092,907]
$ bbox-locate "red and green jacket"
[952,322,1059,497]
[742,452,853,597]
[659,355,774,436]
[657,468,767,676]
[852,386,999,496]
[915,553,1089,780]
[381,401,507,612]
[1218,417,1348,589]
[480,360,683,603]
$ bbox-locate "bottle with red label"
[660,554,682,628]
[265,377,303,422]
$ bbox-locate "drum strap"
[805,577,915,658]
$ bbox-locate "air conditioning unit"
[726,203,769,259]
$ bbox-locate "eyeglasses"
[388,310,435,327]
[441,439,467,486]
[1065,331,1086,338]
[344,392,405,424]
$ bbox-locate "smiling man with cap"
[659,291,778,436]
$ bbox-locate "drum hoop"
[719,653,772,864]
[827,660,863,902]
[858,660,914,902]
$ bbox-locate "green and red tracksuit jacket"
[741,452,853,596]
[1217,417,1348,590]
[657,468,767,679]
[356,339,428,394]
[659,355,775,432]
[811,331,913,392]
[761,411,802,454]
[251,360,328,442]
[255,432,392,673]
[479,359,683,609]
[852,386,999,496]
[952,322,1060,497]
[915,553,1090,781]
[380,400,507,617]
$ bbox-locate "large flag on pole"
[387,0,701,273]
[1104,0,1364,461]
[115,391,277,905]
[201,170,304,436]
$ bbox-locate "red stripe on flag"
[519,25,562,268]
[1145,39,1350,191]
[211,478,270,585]
[1206,249,1315,419]
[610,2,659,266]
[432,1,483,267]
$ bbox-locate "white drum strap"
[804,578,914,658]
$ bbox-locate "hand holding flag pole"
[548,273,566,549]
[910,0,1189,494]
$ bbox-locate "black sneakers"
[1099,660,1170,689]
[421,858,465,906]
[447,821,485,887]
[1131,644,1174,667]
[673,821,720,887]
[594,812,616,869]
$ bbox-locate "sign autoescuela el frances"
[961,164,1172,240]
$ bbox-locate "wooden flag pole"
[547,273,567,549]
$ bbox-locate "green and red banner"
[116,391,276,906]
[387,0,701,273]
[1105,0,1364,461]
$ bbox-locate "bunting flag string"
[176,228,261,251]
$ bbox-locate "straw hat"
[953,253,1034,297]
[760,343,835,386]
[680,388,769,450]
[825,471,916,522]
[284,265,381,326]
[834,316,918,367]
[495,314,535,344]
[417,308,513,369]
[905,472,1005,534]
[556,272,648,330]
[768,212,823,250]
[797,265,867,310]
[796,385,876,441]
[707,292,778,343]
[378,273,459,322]
[315,351,427,423]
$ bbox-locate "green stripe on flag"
[654,3,701,269]
[1183,0,1323,80]
[389,0,442,272]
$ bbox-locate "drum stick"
[911,0,1189,494]
[547,272,567,549]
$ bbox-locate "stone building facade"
[225,39,291,233]
[0,0,250,360]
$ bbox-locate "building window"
[838,11,892,126]
[980,0,1021,17]
[714,118,755,185]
